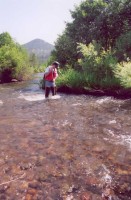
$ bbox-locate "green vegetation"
[0,0,131,91]
[53,0,131,90]
[0,32,33,83]
[56,68,86,89]
[77,42,120,89]
[114,62,131,88]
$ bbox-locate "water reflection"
[0,76,131,199]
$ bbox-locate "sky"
[0,0,82,45]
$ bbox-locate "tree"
[0,32,32,82]
[0,32,13,48]
[54,32,78,66]
[53,0,131,66]
[53,0,108,66]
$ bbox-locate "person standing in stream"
[44,61,60,98]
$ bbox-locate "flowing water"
[0,74,131,200]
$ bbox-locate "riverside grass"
[56,68,88,89]
[56,68,120,90]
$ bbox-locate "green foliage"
[78,42,119,88]
[57,42,131,90]
[53,0,131,67]
[0,32,13,47]
[114,62,131,88]
[53,0,108,66]
[0,32,33,82]
[51,0,131,90]
[56,68,86,88]
[54,32,77,66]
[115,31,131,61]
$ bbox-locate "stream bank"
[57,85,131,99]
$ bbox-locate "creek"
[0,73,131,200]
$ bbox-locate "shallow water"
[0,74,131,200]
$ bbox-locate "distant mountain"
[22,39,54,64]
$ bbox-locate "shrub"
[114,61,131,88]
[0,32,32,82]
[77,42,120,89]
[56,68,86,88]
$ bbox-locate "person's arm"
[53,68,58,80]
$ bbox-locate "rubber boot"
[51,87,56,96]
[45,87,50,98]
[54,86,57,95]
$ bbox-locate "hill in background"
[22,39,54,64]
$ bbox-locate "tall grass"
[56,68,88,89]
[57,68,120,90]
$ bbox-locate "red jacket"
[44,67,58,81]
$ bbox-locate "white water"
[103,128,131,151]
[0,100,3,105]
[18,93,61,101]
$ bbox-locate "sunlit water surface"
[0,74,131,200]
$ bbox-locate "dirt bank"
[57,85,131,99]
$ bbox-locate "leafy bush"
[114,61,131,88]
[77,42,120,89]
[0,32,33,82]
